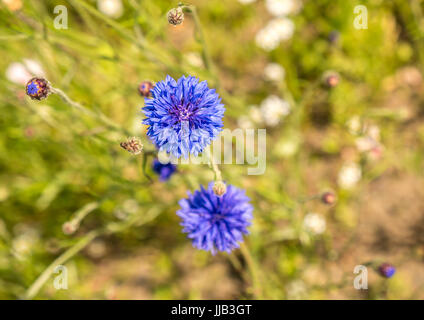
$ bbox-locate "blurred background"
[1,0,423,299]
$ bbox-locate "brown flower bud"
[321,191,336,205]
[26,77,51,100]
[167,7,184,26]
[213,181,227,197]
[62,222,77,235]
[138,81,154,97]
[323,71,340,88]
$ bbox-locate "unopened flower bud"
[167,7,184,26]
[378,263,396,278]
[138,81,154,97]
[120,137,143,155]
[62,221,77,235]
[26,77,51,100]
[328,30,340,44]
[321,191,336,205]
[213,181,227,196]
[323,71,340,88]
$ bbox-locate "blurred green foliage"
[0,0,423,299]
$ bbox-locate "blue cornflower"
[177,182,253,254]
[142,75,225,158]
[378,263,396,278]
[152,159,177,182]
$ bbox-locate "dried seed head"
[25,77,51,100]
[120,137,143,155]
[321,191,336,205]
[167,7,184,26]
[138,81,154,97]
[378,263,396,278]
[213,181,227,197]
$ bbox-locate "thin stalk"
[24,207,161,300]
[239,242,263,299]
[181,5,213,72]
[65,201,99,232]
[50,87,129,135]
[205,147,222,182]
[24,230,99,300]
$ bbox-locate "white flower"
[286,280,307,299]
[274,138,298,157]
[347,116,361,135]
[265,0,302,17]
[248,105,263,124]
[366,125,380,141]
[238,0,256,4]
[270,18,295,40]
[303,213,326,235]
[264,63,285,82]
[237,115,254,129]
[23,59,45,77]
[355,124,383,160]
[12,225,39,258]
[355,136,378,152]
[5,59,45,85]
[256,18,295,51]
[338,163,361,189]
[5,63,30,85]
[97,0,123,19]
[185,52,203,68]
[255,26,281,51]
[260,95,290,126]
[2,0,22,11]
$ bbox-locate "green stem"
[205,147,222,181]
[66,201,99,231]
[181,5,218,84]
[23,208,161,300]
[51,87,129,135]
[239,242,263,299]
[24,230,99,300]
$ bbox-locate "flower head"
[265,0,302,17]
[177,183,253,254]
[142,75,225,158]
[338,162,361,189]
[264,63,285,82]
[260,95,290,126]
[378,263,396,278]
[255,18,295,51]
[26,77,51,100]
[303,212,326,235]
[97,0,123,19]
[152,159,177,182]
